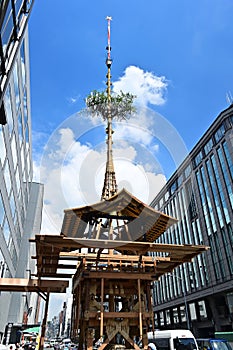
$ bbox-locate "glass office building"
[0,0,43,340]
[151,104,233,336]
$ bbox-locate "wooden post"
[39,292,50,350]
[137,279,143,340]
[87,328,94,350]
[100,278,104,338]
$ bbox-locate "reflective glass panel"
[3,217,11,246]
[4,85,13,135]
[0,126,6,160]
[3,160,11,195]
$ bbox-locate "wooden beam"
[38,263,77,270]
[33,273,73,278]
[86,311,152,318]
[82,271,158,280]
[32,235,209,255]
[59,252,171,262]
[0,278,69,293]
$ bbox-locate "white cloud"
[34,127,166,233]
[113,65,167,107]
[67,95,80,104]
[114,122,153,146]
[33,66,171,234]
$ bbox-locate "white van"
[147,329,198,350]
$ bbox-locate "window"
[173,307,179,323]
[25,124,30,148]
[180,304,187,323]
[13,62,20,112]
[4,85,13,135]
[159,311,164,326]
[0,195,5,226]
[211,154,230,224]
[24,92,29,125]
[223,141,233,181]
[3,160,12,196]
[230,115,233,126]
[196,169,213,236]
[0,127,6,160]
[18,111,23,142]
[221,227,233,275]
[165,309,171,324]
[184,164,191,179]
[154,312,158,327]
[20,41,26,89]
[159,197,164,208]
[227,224,233,249]
[201,165,217,232]
[206,159,222,229]
[9,240,17,269]
[189,303,197,320]
[11,133,18,170]
[1,2,14,53]
[15,166,21,194]
[215,230,227,278]
[15,0,23,19]
[170,180,177,194]
[185,179,197,220]
[14,216,21,246]
[204,138,214,156]
[177,174,183,187]
[217,147,233,210]
[3,217,11,246]
[20,144,25,173]
[9,192,16,217]
[209,234,221,280]
[198,300,207,319]
[194,151,203,167]
[196,218,204,244]
[214,124,225,143]
[199,261,209,286]
[164,191,169,201]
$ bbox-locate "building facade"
[151,104,233,337]
[0,0,43,340]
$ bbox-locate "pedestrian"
[148,343,157,350]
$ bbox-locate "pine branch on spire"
[85,90,136,121]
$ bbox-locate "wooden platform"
[30,189,209,350]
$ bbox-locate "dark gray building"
[151,104,233,337]
[0,0,43,339]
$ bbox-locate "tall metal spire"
[101,16,118,200]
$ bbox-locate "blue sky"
[28,0,233,319]
[29,0,233,149]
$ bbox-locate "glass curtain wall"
[151,110,233,332]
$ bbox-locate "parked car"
[196,338,233,350]
[148,329,198,350]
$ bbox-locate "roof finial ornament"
[106,16,112,63]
